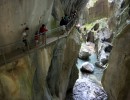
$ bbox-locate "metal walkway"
[0,18,76,66]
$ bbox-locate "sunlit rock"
[79,51,91,60]
[79,43,91,60]
[80,62,94,73]
[73,77,108,100]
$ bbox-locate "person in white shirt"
[22,27,29,47]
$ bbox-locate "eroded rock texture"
[0,0,87,99]
[0,28,80,100]
[102,0,130,100]
[103,25,130,100]
[0,0,54,45]
[88,0,109,22]
[73,77,107,100]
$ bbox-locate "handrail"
[0,18,76,48]
[0,40,22,48]
[47,26,65,33]
[0,17,77,66]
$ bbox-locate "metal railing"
[0,18,77,66]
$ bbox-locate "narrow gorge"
[0,0,130,100]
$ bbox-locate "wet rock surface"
[74,42,107,100]
[95,27,113,68]
[80,62,94,73]
[73,77,107,100]
[79,43,91,60]
[79,51,91,60]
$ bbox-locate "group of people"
[60,10,78,26]
[22,10,78,49]
[22,24,48,49]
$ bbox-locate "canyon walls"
[0,0,86,99]
[102,0,130,100]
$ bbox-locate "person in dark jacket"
[64,14,69,25]
[60,17,66,26]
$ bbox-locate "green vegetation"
[81,18,108,31]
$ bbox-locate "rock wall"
[0,0,89,99]
[88,0,109,22]
[60,0,89,15]
[47,29,80,100]
[102,25,130,100]
[0,0,88,47]
[102,0,130,100]
[0,28,80,100]
[0,0,54,45]
[0,43,55,100]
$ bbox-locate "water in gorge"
[73,42,108,100]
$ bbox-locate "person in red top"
[39,24,48,45]
[34,31,39,47]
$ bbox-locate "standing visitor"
[22,27,29,48]
[39,24,48,45]
[60,17,66,26]
[64,14,69,25]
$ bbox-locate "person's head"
[42,24,45,27]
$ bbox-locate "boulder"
[96,42,110,68]
[101,58,108,65]
[73,78,108,100]
[93,23,99,31]
[80,62,94,73]
[104,45,113,53]
[87,31,94,43]
[95,61,103,68]
[79,51,91,60]
[95,61,107,68]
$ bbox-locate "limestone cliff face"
[60,0,89,15]
[0,0,54,45]
[0,45,54,100]
[0,28,80,100]
[46,30,80,100]
[0,0,89,99]
[102,25,130,100]
[102,0,130,100]
[0,0,88,46]
[79,0,109,24]
[88,0,109,22]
